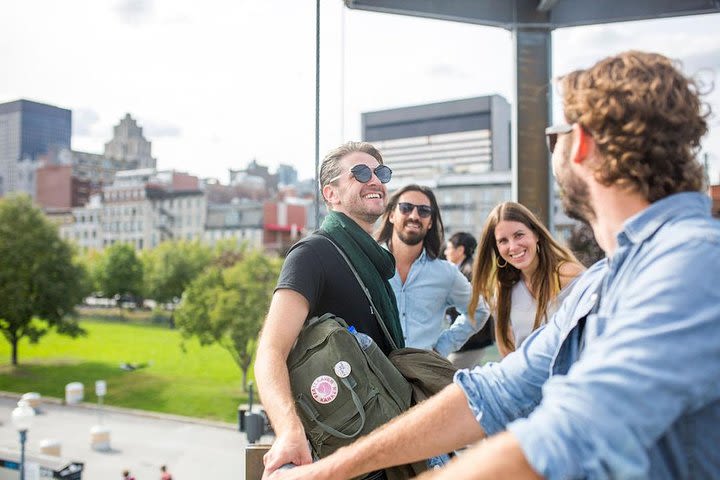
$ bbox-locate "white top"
[509,279,577,348]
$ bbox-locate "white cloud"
[73,108,101,136]
[113,0,154,25]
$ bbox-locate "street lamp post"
[11,400,35,480]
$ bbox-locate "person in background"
[443,232,476,279]
[122,470,136,480]
[469,202,584,356]
[160,465,173,480]
[443,232,495,369]
[375,185,489,356]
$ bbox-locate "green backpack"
[285,235,428,479]
[287,312,412,460]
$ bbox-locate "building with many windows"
[203,200,264,248]
[59,168,206,251]
[60,194,103,250]
[0,99,71,197]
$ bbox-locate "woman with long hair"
[468,202,585,357]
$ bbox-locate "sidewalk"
[0,394,272,479]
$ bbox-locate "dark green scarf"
[320,211,404,349]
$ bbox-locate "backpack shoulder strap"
[314,231,398,351]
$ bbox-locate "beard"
[344,187,386,224]
[396,220,426,246]
[556,144,596,224]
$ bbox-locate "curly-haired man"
[268,51,720,480]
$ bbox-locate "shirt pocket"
[551,293,600,376]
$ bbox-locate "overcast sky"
[2,1,719,183]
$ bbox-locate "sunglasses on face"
[397,202,433,218]
[329,164,393,184]
[544,123,574,154]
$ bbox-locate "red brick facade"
[36,164,90,209]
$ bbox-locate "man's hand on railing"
[261,429,312,480]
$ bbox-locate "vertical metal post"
[248,381,254,411]
[314,0,321,229]
[19,430,27,480]
[340,5,346,141]
[512,27,552,225]
[98,395,104,425]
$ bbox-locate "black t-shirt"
[276,234,393,355]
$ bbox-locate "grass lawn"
[0,319,250,423]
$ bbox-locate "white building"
[59,193,103,250]
[57,169,211,251]
[101,169,205,250]
[203,199,263,248]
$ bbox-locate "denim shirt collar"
[415,247,429,264]
[617,192,711,247]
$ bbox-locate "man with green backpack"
[255,142,412,480]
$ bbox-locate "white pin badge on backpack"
[334,361,352,378]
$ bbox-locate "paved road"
[0,395,272,479]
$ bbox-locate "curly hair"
[560,51,709,202]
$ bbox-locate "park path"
[0,394,271,479]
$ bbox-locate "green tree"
[211,238,249,268]
[97,243,144,299]
[175,250,281,390]
[141,240,213,304]
[0,195,87,365]
[75,248,103,295]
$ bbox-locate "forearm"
[254,347,303,436]
[416,431,542,480]
[321,384,484,478]
[435,323,472,356]
[435,311,486,356]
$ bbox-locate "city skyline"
[2,1,719,182]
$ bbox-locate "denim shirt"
[455,192,720,479]
[389,248,490,356]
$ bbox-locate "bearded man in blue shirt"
[375,184,490,357]
[268,50,720,480]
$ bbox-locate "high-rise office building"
[0,99,71,196]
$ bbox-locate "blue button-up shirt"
[456,192,720,479]
[389,248,490,356]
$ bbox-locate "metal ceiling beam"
[345,0,720,30]
[548,0,720,28]
[343,0,547,30]
[344,0,720,225]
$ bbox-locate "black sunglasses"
[397,202,433,218]
[329,164,392,184]
[544,123,574,154]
